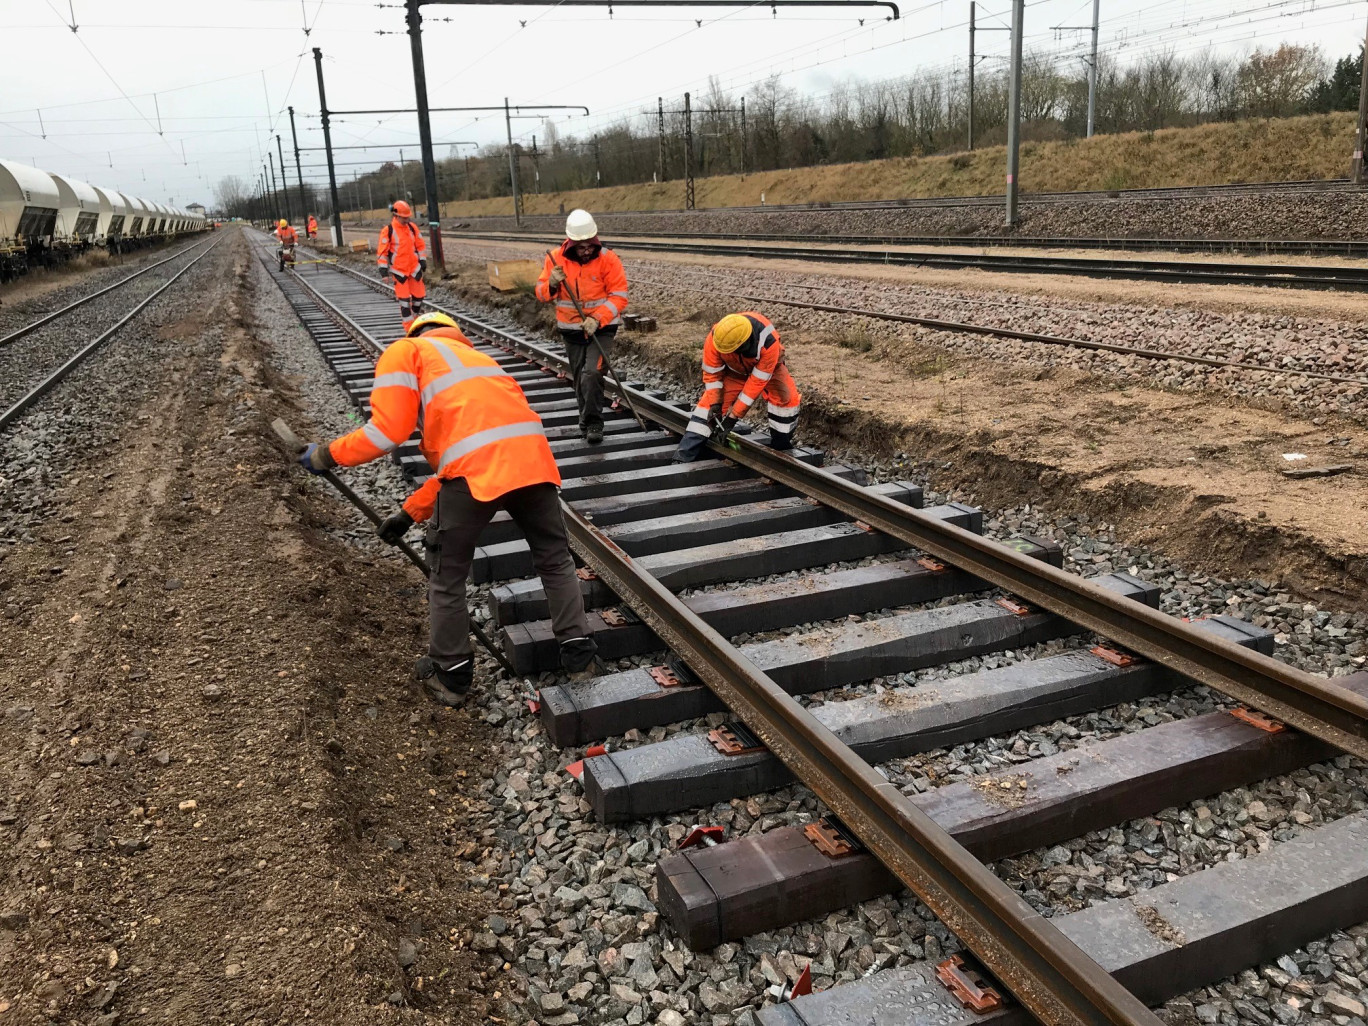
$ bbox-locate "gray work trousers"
[563,326,618,432]
[427,478,590,663]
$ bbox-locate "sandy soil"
[419,238,1368,607]
[0,232,490,1024]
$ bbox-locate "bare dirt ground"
[0,231,490,1024]
[422,237,1368,608]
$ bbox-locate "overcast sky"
[1,0,1362,207]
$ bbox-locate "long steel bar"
[0,235,222,432]
[324,261,1368,761]
[561,504,1162,1026]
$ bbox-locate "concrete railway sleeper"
[249,230,1368,1026]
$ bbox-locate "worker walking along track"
[250,230,1368,1026]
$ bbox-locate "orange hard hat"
[390,200,412,218]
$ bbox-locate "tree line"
[217,42,1362,217]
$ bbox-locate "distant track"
[449,230,1368,293]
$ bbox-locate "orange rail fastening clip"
[994,598,1032,616]
[1230,707,1287,733]
[1090,645,1138,668]
[565,743,609,781]
[575,567,598,581]
[935,955,1005,1013]
[917,557,948,573]
[803,818,863,859]
[707,722,766,756]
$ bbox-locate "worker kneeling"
[296,312,597,705]
[673,311,801,463]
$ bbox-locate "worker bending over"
[377,200,427,332]
[296,312,597,704]
[673,311,802,463]
[306,213,318,240]
[534,209,629,445]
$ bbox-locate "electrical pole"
[1087,0,1100,138]
[1005,0,1024,225]
[505,98,522,225]
[740,96,747,175]
[288,106,307,218]
[405,0,445,268]
[312,47,344,246]
[658,97,667,182]
[268,151,281,222]
[532,136,541,194]
[399,148,408,200]
[465,155,471,201]
[276,135,292,222]
[1354,25,1368,182]
[684,91,695,210]
[593,134,601,186]
[968,1,975,151]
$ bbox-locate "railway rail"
[451,225,1368,259]
[449,230,1368,293]
[251,229,1368,1026]
[0,234,222,433]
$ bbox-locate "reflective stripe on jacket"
[307,216,317,231]
[534,245,629,330]
[276,226,298,245]
[376,218,425,274]
[702,312,783,418]
[327,325,559,515]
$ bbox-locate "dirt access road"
[0,229,489,1024]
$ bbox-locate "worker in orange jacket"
[275,219,298,271]
[673,311,802,463]
[306,214,318,240]
[377,200,427,332]
[296,311,597,703]
[534,209,629,445]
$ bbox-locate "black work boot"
[586,424,604,445]
[414,656,474,706]
[559,637,601,682]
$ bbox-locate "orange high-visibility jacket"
[327,326,559,518]
[702,312,784,419]
[534,244,629,331]
[276,225,298,245]
[307,215,318,231]
[377,218,425,275]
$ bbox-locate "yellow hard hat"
[406,311,459,337]
[278,219,288,227]
[711,314,753,354]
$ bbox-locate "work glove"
[393,270,408,284]
[548,265,567,287]
[378,265,391,280]
[414,258,426,282]
[581,315,600,337]
[297,442,335,476]
[712,415,739,443]
[377,510,414,545]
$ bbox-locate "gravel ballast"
[260,238,1368,1026]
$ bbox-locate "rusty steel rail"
[563,503,1165,1026]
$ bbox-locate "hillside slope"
[421,112,1356,219]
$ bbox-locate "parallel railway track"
[251,229,1368,1026]
[0,234,223,433]
[449,230,1368,293]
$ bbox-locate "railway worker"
[275,218,297,246]
[275,218,299,272]
[306,213,318,240]
[376,200,428,332]
[672,311,802,463]
[534,209,629,445]
[293,311,598,704]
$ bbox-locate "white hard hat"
[565,208,598,241]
